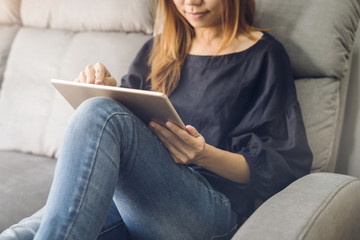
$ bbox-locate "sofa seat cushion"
[0,151,56,231]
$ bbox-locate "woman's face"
[172,0,223,30]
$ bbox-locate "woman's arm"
[149,121,250,184]
[197,143,250,184]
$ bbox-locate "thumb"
[185,125,201,137]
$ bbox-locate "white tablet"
[51,79,186,129]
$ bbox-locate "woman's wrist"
[191,144,250,184]
[193,144,217,166]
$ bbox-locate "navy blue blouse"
[121,32,313,217]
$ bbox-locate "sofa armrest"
[232,173,360,240]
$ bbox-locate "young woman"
[0,0,312,239]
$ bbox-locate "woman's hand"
[74,62,117,86]
[150,121,250,183]
[149,121,206,165]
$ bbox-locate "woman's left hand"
[149,121,206,165]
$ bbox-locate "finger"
[74,78,80,82]
[150,122,195,164]
[185,125,201,137]
[103,76,117,86]
[79,71,86,83]
[166,121,193,143]
[160,137,186,164]
[170,153,183,164]
[85,65,95,84]
[150,122,184,152]
[152,128,178,152]
[94,62,107,84]
[150,121,171,139]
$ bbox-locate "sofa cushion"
[232,173,360,240]
[0,151,56,231]
[0,28,151,157]
[295,78,340,172]
[0,0,21,25]
[21,0,156,34]
[0,25,19,91]
[254,0,360,79]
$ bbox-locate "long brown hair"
[148,0,258,96]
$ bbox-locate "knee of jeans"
[74,97,130,122]
[79,97,118,113]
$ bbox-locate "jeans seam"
[64,112,129,239]
[114,109,164,151]
[132,117,164,146]
[108,112,137,167]
[209,223,238,240]
[115,112,164,179]
[98,220,126,236]
[210,190,230,203]
[187,168,230,204]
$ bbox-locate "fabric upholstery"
[0,25,19,91]
[21,0,156,34]
[0,0,21,25]
[254,0,360,80]
[295,78,340,172]
[303,180,360,240]
[232,173,360,240]
[0,151,56,231]
[0,28,151,157]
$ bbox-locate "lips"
[186,11,209,19]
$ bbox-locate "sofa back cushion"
[0,0,21,25]
[255,0,360,80]
[0,26,19,92]
[0,0,154,157]
[0,0,21,91]
[0,28,151,157]
[294,78,341,172]
[21,0,156,34]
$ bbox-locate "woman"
[0,0,312,239]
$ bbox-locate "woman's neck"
[191,26,224,55]
[189,29,263,56]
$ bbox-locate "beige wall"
[336,23,360,178]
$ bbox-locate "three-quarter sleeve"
[229,42,313,201]
[120,39,153,90]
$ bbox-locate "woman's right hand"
[74,62,117,86]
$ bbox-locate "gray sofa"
[0,0,359,239]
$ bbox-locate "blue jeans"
[0,97,238,240]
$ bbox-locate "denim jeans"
[0,97,238,240]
